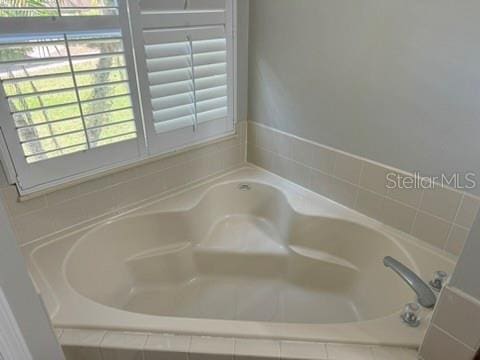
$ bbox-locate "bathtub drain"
[238,184,251,191]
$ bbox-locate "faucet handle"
[429,271,448,292]
[401,302,421,327]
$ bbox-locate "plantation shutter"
[0,1,145,192]
[130,0,235,155]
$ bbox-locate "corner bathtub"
[24,167,454,347]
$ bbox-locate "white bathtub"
[24,167,455,347]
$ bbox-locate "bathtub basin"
[25,167,455,346]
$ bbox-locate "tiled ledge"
[247,122,480,257]
[56,328,418,360]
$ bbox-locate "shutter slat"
[139,19,229,134]
[0,31,138,163]
[148,62,226,86]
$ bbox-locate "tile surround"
[432,287,480,350]
[0,122,246,246]
[57,329,418,360]
[419,324,475,360]
[248,122,480,257]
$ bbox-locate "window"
[129,0,235,155]
[0,0,236,194]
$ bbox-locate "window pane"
[0,0,119,17]
[18,118,84,142]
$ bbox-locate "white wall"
[249,0,480,195]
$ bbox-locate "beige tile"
[371,346,417,360]
[207,151,226,175]
[76,189,117,221]
[359,162,389,195]
[46,185,83,206]
[326,343,373,360]
[248,146,274,171]
[253,125,281,154]
[285,160,312,189]
[222,145,245,170]
[101,332,147,350]
[108,168,138,185]
[189,157,213,183]
[61,329,105,360]
[135,158,174,178]
[333,153,363,185]
[50,199,88,231]
[234,338,280,359]
[1,186,46,216]
[308,145,336,175]
[76,175,114,194]
[101,348,143,360]
[445,225,469,256]
[433,287,480,349]
[289,137,312,166]
[381,199,416,234]
[144,334,190,360]
[60,329,106,347]
[455,194,480,228]
[63,346,103,360]
[308,168,352,203]
[309,170,331,197]
[419,325,474,360]
[401,348,419,360]
[13,208,56,245]
[355,188,384,220]
[270,154,291,180]
[47,176,113,205]
[190,336,234,360]
[420,186,462,222]
[112,171,165,209]
[164,163,191,191]
[101,332,147,360]
[280,340,327,360]
[385,172,423,207]
[276,132,291,158]
[411,212,451,249]
[327,176,359,208]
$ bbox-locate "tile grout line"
[409,189,425,235]
[251,144,463,255]
[255,143,461,229]
[251,121,479,200]
[443,193,465,252]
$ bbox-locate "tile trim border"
[56,328,418,360]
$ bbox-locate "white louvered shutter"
[0,1,146,192]
[130,0,235,155]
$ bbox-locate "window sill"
[18,130,239,202]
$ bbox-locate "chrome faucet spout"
[383,256,436,308]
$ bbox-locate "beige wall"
[249,0,480,196]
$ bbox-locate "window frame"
[0,0,238,196]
